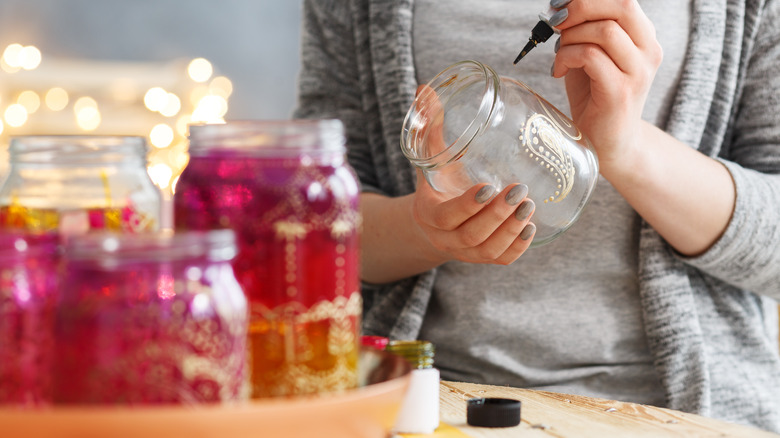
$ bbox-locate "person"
[293,0,780,432]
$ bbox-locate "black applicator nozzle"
[513,20,555,64]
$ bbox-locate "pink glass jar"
[0,231,59,406]
[174,120,361,398]
[54,230,248,405]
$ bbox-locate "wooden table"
[404,381,780,437]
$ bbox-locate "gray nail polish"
[550,0,572,9]
[554,37,561,53]
[475,185,496,203]
[548,8,569,27]
[520,223,536,241]
[505,184,529,206]
[515,199,535,221]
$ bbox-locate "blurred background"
[0,0,303,189]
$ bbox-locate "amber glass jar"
[174,120,361,398]
[0,136,161,235]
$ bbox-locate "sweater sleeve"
[681,0,780,299]
[292,0,383,194]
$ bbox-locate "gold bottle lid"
[386,340,435,369]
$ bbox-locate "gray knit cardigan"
[294,0,780,431]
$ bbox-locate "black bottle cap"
[466,397,522,428]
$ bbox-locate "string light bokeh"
[0,43,234,192]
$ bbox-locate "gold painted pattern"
[519,91,585,204]
[248,291,361,397]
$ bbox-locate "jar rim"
[8,135,148,164]
[64,229,237,264]
[400,60,499,168]
[0,230,59,260]
[188,119,345,155]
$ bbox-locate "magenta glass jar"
[174,120,361,398]
[0,231,59,406]
[54,230,248,405]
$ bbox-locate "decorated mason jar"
[0,136,161,235]
[174,120,361,398]
[54,230,248,404]
[0,231,59,406]
[401,60,599,246]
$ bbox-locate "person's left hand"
[551,0,663,176]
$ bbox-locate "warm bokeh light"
[168,147,190,169]
[76,107,101,131]
[2,44,42,71]
[143,87,168,112]
[0,47,234,193]
[175,114,192,136]
[4,104,29,127]
[171,175,181,195]
[73,96,98,113]
[191,95,228,123]
[2,44,23,67]
[150,123,174,148]
[148,163,173,189]
[45,87,69,111]
[187,58,213,83]
[188,85,209,106]
[159,93,181,117]
[17,91,41,114]
[209,76,233,98]
[18,46,42,70]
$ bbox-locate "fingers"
[556,20,644,75]
[553,0,658,51]
[551,0,663,79]
[414,182,537,264]
[553,41,619,83]
[413,178,498,232]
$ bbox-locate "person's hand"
[550,0,663,175]
[411,177,537,265]
[409,85,537,266]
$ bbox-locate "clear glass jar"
[0,136,161,235]
[401,60,599,246]
[174,120,361,398]
[53,230,248,405]
[0,231,59,406]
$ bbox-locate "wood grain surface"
[434,381,780,438]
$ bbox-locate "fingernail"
[505,184,529,206]
[554,37,561,53]
[550,62,555,77]
[520,223,536,241]
[475,185,496,204]
[515,199,535,221]
[548,8,568,27]
[550,0,572,8]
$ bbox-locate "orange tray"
[0,348,411,438]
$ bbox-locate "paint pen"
[513,7,564,64]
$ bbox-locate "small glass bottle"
[401,60,599,246]
[0,136,161,235]
[54,230,248,405]
[387,340,440,434]
[0,231,59,406]
[174,120,361,398]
